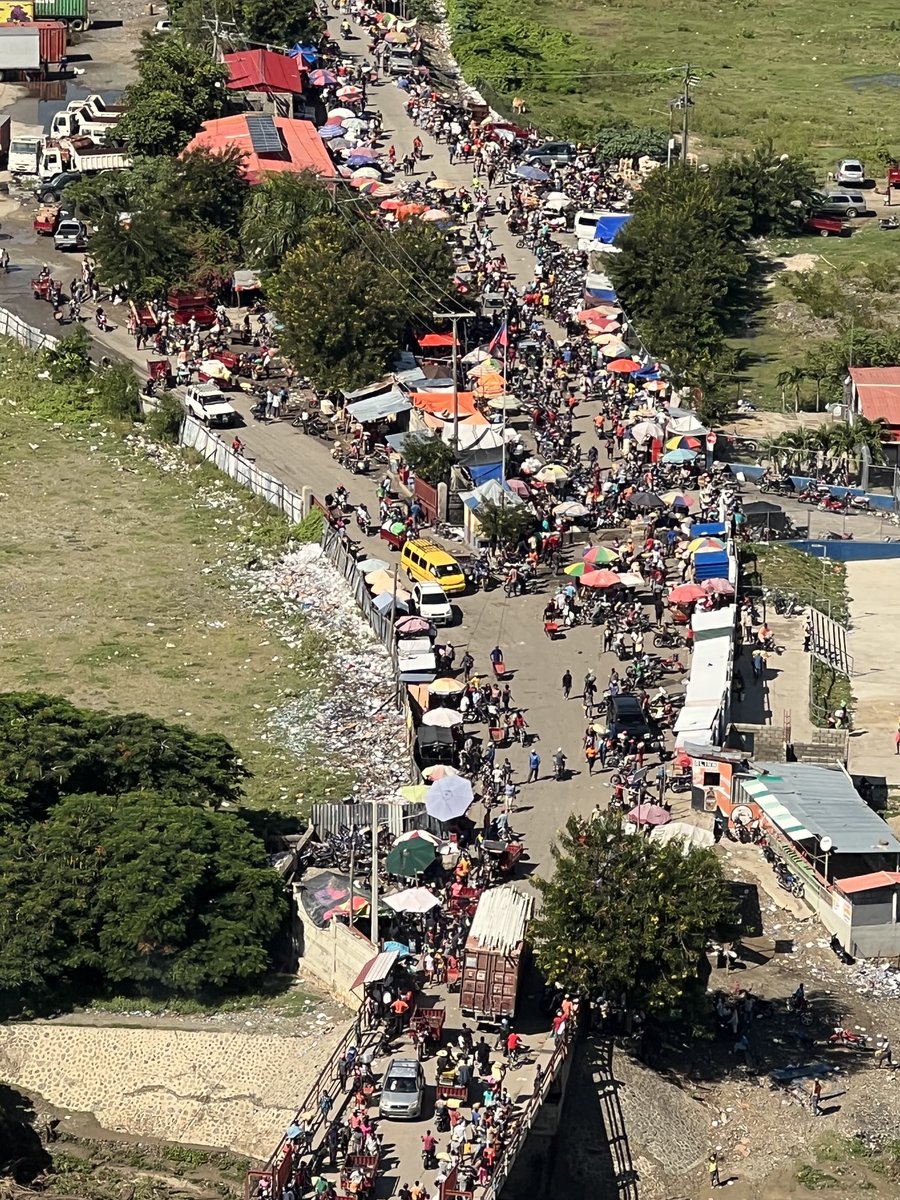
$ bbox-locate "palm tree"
[852,416,887,465]
[241,171,335,272]
[776,366,807,413]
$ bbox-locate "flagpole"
[501,309,508,488]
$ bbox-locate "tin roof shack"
[731,762,900,957]
[461,885,532,1024]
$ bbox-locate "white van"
[574,210,624,242]
[412,581,453,626]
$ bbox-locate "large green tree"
[0,693,246,828]
[67,148,249,296]
[268,215,455,390]
[0,693,284,1012]
[532,813,736,1021]
[115,33,231,157]
[608,166,752,374]
[711,143,818,237]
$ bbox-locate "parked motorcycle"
[653,629,684,649]
[828,1027,866,1047]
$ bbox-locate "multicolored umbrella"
[688,536,726,554]
[661,490,695,509]
[352,178,381,194]
[666,435,701,451]
[582,544,620,566]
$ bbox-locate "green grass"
[0,407,348,815]
[742,544,849,620]
[503,0,900,172]
[796,1164,841,1190]
[728,224,900,408]
[82,976,334,1018]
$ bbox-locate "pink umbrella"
[507,478,531,498]
[627,803,672,827]
[703,577,736,596]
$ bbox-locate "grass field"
[0,411,345,812]
[529,0,900,172]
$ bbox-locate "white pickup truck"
[184,383,238,428]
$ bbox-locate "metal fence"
[179,414,307,522]
[0,306,59,352]
[321,523,396,649]
[310,801,442,839]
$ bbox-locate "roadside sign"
[706,432,717,450]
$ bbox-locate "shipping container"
[34,0,89,29]
[0,26,39,70]
[460,885,532,1024]
[0,115,10,168]
[36,19,66,63]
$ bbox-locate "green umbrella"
[386,839,437,876]
[390,521,406,534]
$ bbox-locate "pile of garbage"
[849,960,900,999]
[248,544,409,802]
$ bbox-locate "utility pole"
[678,65,699,164]
[370,799,380,946]
[202,8,237,62]
[432,310,473,446]
[681,64,691,165]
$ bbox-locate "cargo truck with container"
[34,0,91,30]
[0,20,66,76]
[460,885,532,1025]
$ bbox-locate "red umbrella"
[607,358,642,374]
[580,569,623,588]
[380,198,403,211]
[668,583,705,604]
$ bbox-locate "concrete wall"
[783,539,900,562]
[294,891,375,1006]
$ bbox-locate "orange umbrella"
[607,358,642,374]
[380,198,403,211]
[580,569,623,588]
[474,373,505,396]
[397,202,429,221]
[668,583,705,604]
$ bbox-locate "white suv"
[835,158,865,186]
[413,582,453,626]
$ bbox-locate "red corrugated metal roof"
[837,870,900,895]
[849,366,900,427]
[224,50,302,95]
[183,115,336,184]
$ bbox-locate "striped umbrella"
[582,545,620,566]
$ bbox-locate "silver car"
[379,1057,424,1120]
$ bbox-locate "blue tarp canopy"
[586,286,618,302]
[346,389,411,423]
[468,461,503,485]
[593,214,632,243]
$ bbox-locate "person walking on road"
[562,669,572,699]
[811,1079,824,1116]
[707,1152,721,1188]
[527,750,541,783]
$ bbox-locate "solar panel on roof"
[246,114,283,154]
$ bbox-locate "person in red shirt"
[506,1030,522,1061]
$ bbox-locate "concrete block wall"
[294,892,375,1006]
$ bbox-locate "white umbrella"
[383,887,441,914]
[544,191,573,210]
[422,708,463,728]
[487,395,520,411]
[462,346,493,365]
[426,775,475,822]
[631,421,665,444]
[328,107,357,120]
[356,557,389,573]
[536,464,569,484]
[554,501,589,518]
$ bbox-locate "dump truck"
[460,885,533,1025]
[8,126,41,174]
[34,0,90,31]
[39,138,130,179]
[48,105,117,141]
[77,93,125,120]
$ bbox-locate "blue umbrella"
[318,125,344,140]
[308,68,337,87]
[383,940,412,956]
[662,448,698,464]
[516,164,550,182]
[347,153,378,168]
